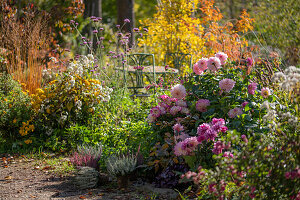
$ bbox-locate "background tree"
[117,0,135,46]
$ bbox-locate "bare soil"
[0,155,178,200]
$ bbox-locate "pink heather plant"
[170,84,186,99]
[150,106,161,118]
[207,57,221,72]
[196,99,210,112]
[261,87,271,98]
[219,78,236,92]
[228,107,243,118]
[215,52,228,65]
[248,82,257,95]
[70,147,101,169]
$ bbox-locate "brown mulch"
[0,155,177,200]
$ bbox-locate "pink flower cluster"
[147,94,190,123]
[133,65,144,70]
[196,99,210,112]
[197,118,228,143]
[193,52,228,74]
[228,107,243,118]
[219,78,236,93]
[174,136,199,156]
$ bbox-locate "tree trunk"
[117,0,135,47]
[83,0,102,53]
[84,0,102,18]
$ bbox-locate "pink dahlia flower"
[147,114,156,123]
[174,132,189,141]
[158,106,166,115]
[248,82,257,95]
[219,78,236,92]
[212,141,225,154]
[228,107,243,118]
[174,141,186,156]
[173,123,184,133]
[215,52,228,65]
[170,106,182,115]
[170,84,186,99]
[207,57,221,72]
[176,100,187,107]
[193,58,208,75]
[261,87,271,98]
[180,107,190,115]
[196,99,210,112]
[181,137,199,155]
[197,123,211,136]
[150,106,161,118]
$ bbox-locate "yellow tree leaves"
[139,0,254,69]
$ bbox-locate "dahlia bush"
[146,52,299,195]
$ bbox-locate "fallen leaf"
[4,165,8,168]
[79,196,86,199]
[30,195,36,198]
[5,176,12,180]
[42,166,55,170]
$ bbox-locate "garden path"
[0,155,177,200]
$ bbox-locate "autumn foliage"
[139,0,254,70]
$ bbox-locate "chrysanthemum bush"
[0,73,33,147]
[146,52,299,193]
[31,54,112,137]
